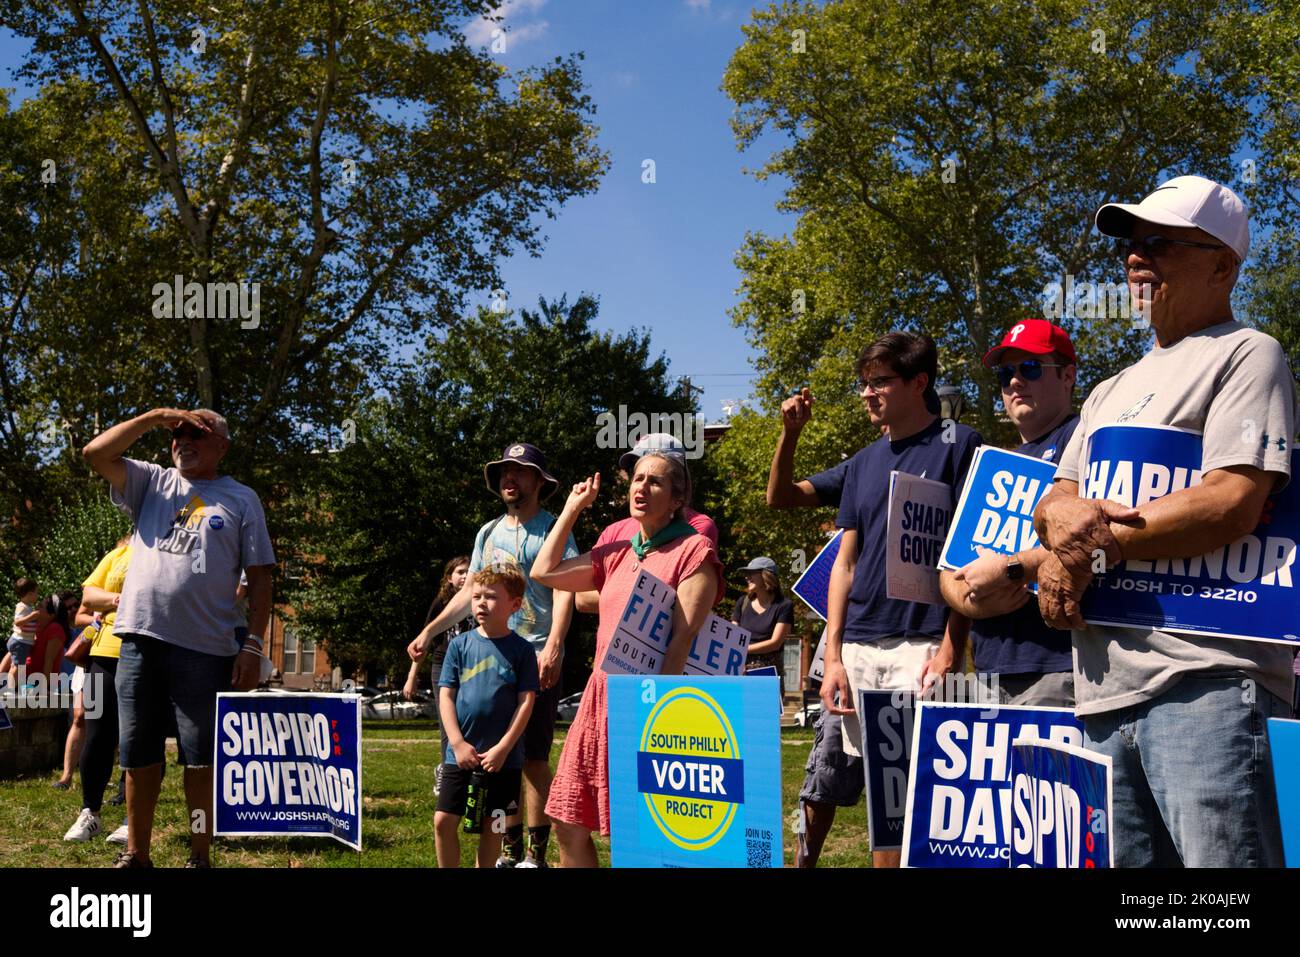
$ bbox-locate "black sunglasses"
[995,359,1065,388]
[1115,234,1226,260]
[171,425,210,441]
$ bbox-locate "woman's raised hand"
[566,473,601,513]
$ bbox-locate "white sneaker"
[63,808,102,842]
[105,824,129,845]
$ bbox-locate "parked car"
[556,692,583,723]
[362,689,436,719]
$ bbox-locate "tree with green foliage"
[715,0,1274,569]
[277,295,703,688]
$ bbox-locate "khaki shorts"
[839,636,939,758]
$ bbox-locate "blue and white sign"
[939,446,1058,572]
[900,702,1083,867]
[1009,738,1113,868]
[1268,718,1300,868]
[886,471,952,605]
[608,675,782,868]
[214,692,362,850]
[859,689,914,852]
[792,529,844,621]
[602,570,750,676]
[1081,425,1300,645]
[746,665,784,716]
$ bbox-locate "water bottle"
[462,770,489,833]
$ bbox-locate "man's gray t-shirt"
[111,459,275,656]
[1055,320,1298,716]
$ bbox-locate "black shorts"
[522,683,560,762]
[436,765,522,828]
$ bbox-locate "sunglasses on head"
[1115,234,1226,261]
[995,359,1065,388]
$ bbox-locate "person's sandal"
[184,856,210,868]
[112,850,152,869]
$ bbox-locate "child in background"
[6,577,40,687]
[435,566,538,868]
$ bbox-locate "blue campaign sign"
[901,702,1083,867]
[939,446,1058,572]
[1009,739,1113,868]
[792,530,844,621]
[1080,425,1300,646]
[0,697,10,731]
[859,689,914,852]
[214,693,363,850]
[745,666,785,716]
[607,675,783,867]
[1268,718,1300,868]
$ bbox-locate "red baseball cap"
[982,319,1078,369]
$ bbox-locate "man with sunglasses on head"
[1033,176,1298,867]
[82,408,275,868]
[938,320,1080,708]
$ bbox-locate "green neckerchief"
[630,519,696,559]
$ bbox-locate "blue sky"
[0,0,790,423]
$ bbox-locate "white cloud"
[464,0,549,48]
[684,0,711,10]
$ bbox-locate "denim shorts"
[116,634,236,768]
[6,635,33,658]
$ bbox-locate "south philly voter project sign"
[1080,425,1300,645]
[886,471,952,605]
[939,446,1058,573]
[599,568,750,677]
[607,675,782,867]
[901,702,1082,867]
[215,693,362,850]
[1009,739,1113,868]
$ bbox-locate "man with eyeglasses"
[1033,175,1298,867]
[819,331,982,867]
[939,319,1080,708]
[82,408,275,868]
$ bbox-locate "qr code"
[745,827,773,868]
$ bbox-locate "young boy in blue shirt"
[435,565,539,868]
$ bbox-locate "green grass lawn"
[0,722,872,868]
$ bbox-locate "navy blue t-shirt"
[808,457,853,508]
[971,414,1080,675]
[438,628,540,768]
[836,417,982,643]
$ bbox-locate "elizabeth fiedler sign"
[1080,425,1299,645]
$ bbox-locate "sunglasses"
[171,425,212,441]
[995,359,1065,388]
[1115,234,1226,261]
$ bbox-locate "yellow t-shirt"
[82,544,131,659]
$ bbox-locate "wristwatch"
[1005,555,1025,582]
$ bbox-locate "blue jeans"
[116,634,236,768]
[1083,672,1291,867]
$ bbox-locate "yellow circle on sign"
[640,687,740,851]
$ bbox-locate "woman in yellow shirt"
[63,533,132,844]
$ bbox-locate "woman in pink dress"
[531,451,723,867]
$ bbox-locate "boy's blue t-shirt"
[970,414,1080,675]
[438,628,540,769]
[836,417,982,644]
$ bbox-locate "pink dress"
[545,531,724,835]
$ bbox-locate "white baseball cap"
[1095,175,1249,262]
[618,432,686,473]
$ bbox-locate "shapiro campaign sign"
[886,471,952,605]
[1080,425,1299,645]
[859,689,915,852]
[214,692,362,850]
[1009,738,1113,868]
[791,529,844,622]
[607,675,782,868]
[600,569,749,677]
[901,702,1083,867]
[939,446,1058,574]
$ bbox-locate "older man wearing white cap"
[1033,175,1298,866]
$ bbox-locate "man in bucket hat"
[410,442,577,867]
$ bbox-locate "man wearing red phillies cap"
[938,319,1080,708]
[1033,175,1297,867]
